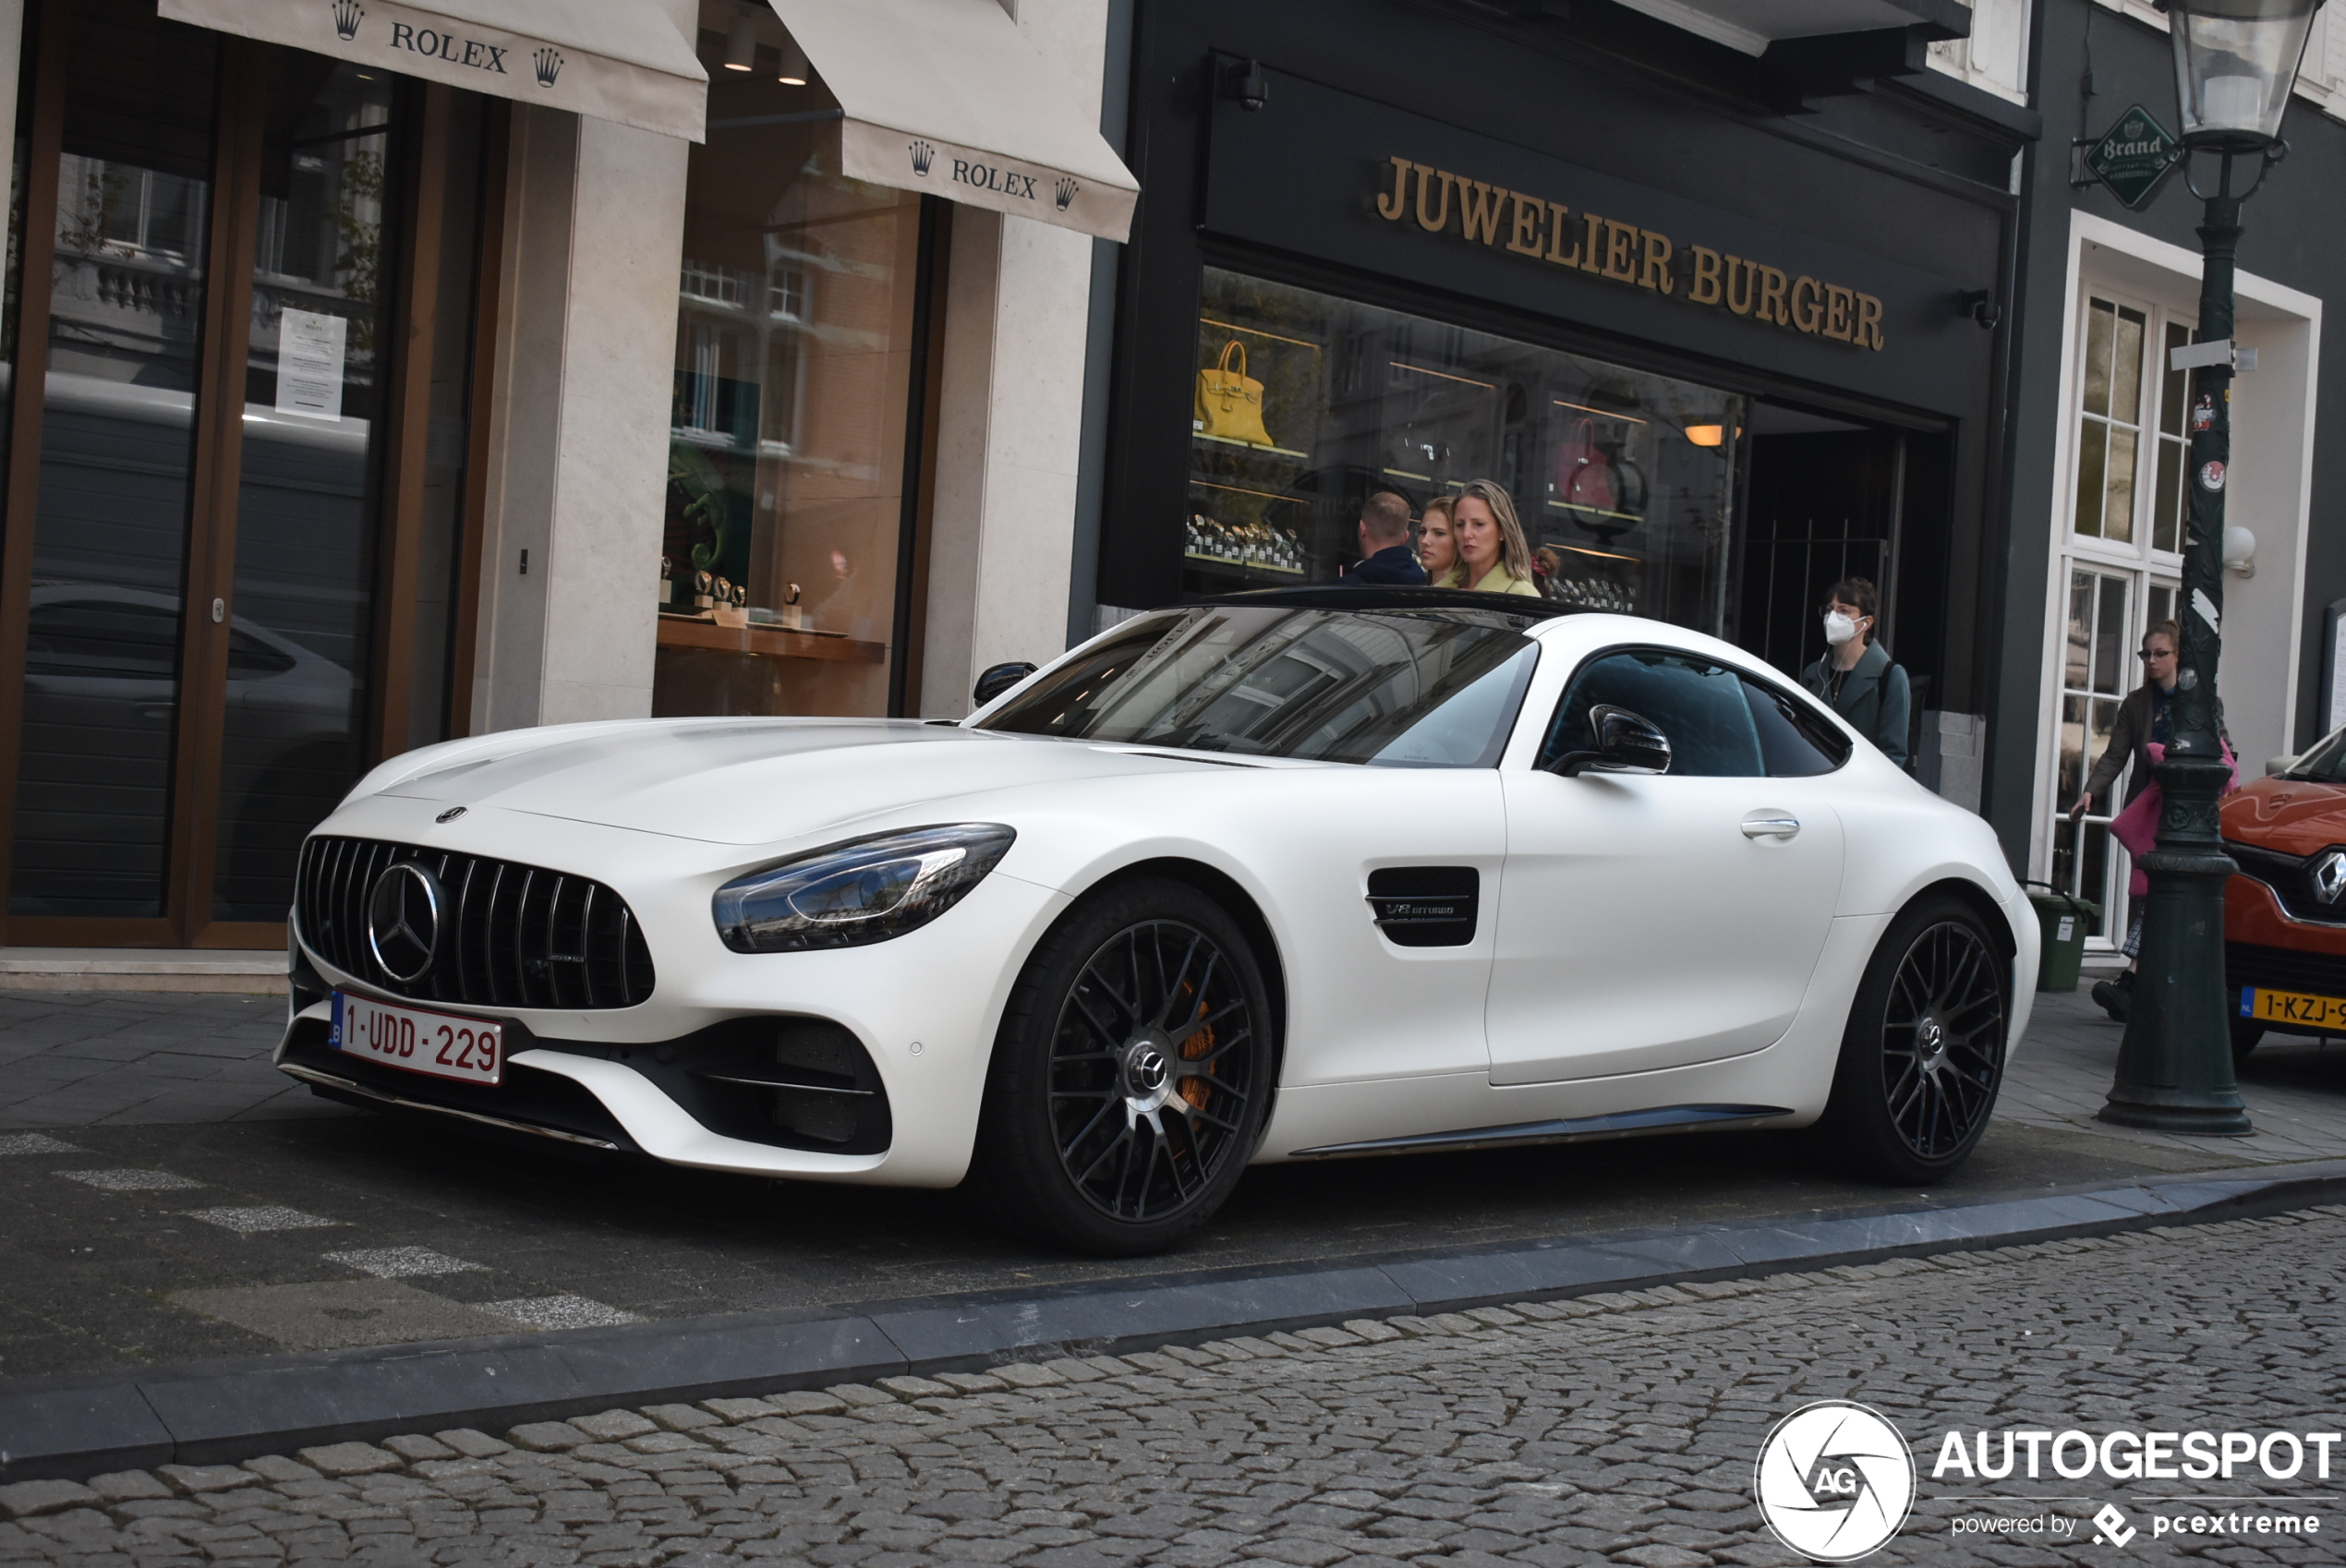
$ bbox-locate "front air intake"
[295,837,656,1010]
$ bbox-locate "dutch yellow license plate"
[2243,987,2346,1030]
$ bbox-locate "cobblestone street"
[5,1207,2343,1567]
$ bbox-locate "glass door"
[2043,288,2193,945]
[3,0,222,924]
[210,56,399,923]
[0,0,494,947]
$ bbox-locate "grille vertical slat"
[577,883,599,1010]
[513,869,537,1007]
[483,862,511,1008]
[293,836,654,1010]
[546,876,571,1010]
[452,857,479,1004]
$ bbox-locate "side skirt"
[1286,1103,1794,1159]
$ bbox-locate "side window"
[1538,649,1764,778]
[226,631,297,678]
[1741,675,1853,777]
[24,599,181,679]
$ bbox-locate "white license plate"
[331,992,503,1086]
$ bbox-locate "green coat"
[1802,640,1910,768]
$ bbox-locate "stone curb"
[4,1157,2341,1484]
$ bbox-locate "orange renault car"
[2225,726,2346,1061]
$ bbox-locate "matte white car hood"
[372,718,1237,845]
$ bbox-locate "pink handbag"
[2109,741,2239,897]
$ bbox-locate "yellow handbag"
[1193,340,1274,447]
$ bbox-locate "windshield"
[977,604,1541,766]
[2285,728,2346,784]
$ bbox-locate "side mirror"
[2267,754,2297,778]
[973,660,1037,706]
[1549,705,1673,778]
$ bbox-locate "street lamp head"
[2159,0,2326,153]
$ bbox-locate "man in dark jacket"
[1800,575,1909,768]
[1339,491,1428,586]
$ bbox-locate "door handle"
[1742,814,1801,840]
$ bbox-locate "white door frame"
[2026,211,2323,941]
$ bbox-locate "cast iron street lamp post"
[2102,0,2323,1133]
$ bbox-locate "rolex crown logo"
[534,46,563,86]
[1054,176,1079,211]
[331,0,362,39]
[909,140,935,176]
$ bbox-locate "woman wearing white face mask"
[1800,576,1910,768]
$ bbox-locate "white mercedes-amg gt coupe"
[279,588,2037,1255]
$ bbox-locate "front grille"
[2226,838,2346,926]
[2226,942,2346,998]
[296,837,656,1009]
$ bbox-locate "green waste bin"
[2026,882,2100,993]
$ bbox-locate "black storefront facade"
[1094,0,2042,803]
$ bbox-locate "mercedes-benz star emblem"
[2313,849,2346,906]
[367,862,445,983]
[436,806,466,824]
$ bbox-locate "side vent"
[1366,866,1479,947]
[666,1017,892,1153]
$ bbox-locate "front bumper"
[2225,874,2346,1035]
[277,796,1074,1186]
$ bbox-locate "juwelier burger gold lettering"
[1373,154,1886,351]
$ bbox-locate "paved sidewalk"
[2006,983,2346,1164]
[4,1206,2341,1566]
[0,993,329,1129]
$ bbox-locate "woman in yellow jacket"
[1452,478,1544,597]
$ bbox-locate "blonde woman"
[1416,495,1464,587]
[1452,479,1542,597]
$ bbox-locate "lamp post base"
[2098,752,2251,1136]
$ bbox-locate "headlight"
[712,824,1016,953]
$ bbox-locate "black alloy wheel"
[1822,895,2009,1182]
[973,877,1271,1255]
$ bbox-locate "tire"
[972,876,1273,1256]
[2231,1019,2264,1067]
[1819,895,2011,1184]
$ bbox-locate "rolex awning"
[761,0,1139,242]
[156,0,708,142]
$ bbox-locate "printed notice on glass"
[275,308,345,420]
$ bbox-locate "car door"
[1486,646,1847,1084]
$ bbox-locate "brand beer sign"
[1373,155,1887,351]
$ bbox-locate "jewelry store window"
[1190,268,1744,631]
[653,4,933,718]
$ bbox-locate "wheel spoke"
[1187,1104,1244,1135]
[1066,985,1129,1049]
[1179,1026,1252,1067]
[1173,995,1243,1047]
[1151,935,1209,1030]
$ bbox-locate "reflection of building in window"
[1190,266,1744,633]
[654,90,925,720]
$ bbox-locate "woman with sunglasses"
[2068,619,2229,1020]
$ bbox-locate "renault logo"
[367,862,444,983]
[2314,849,2346,907]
